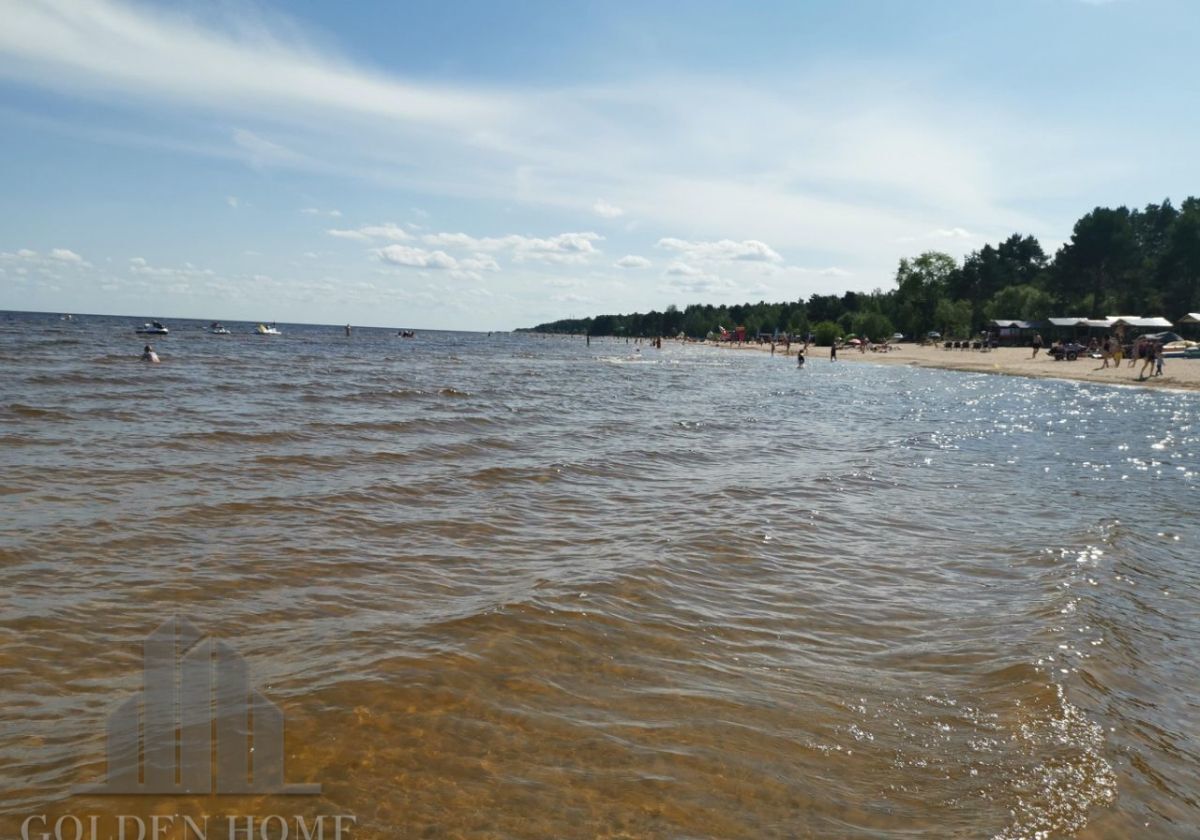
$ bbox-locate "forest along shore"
[712,340,1200,392]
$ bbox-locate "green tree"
[934,298,973,338]
[852,311,895,341]
[984,284,1055,322]
[894,251,959,337]
[1054,207,1138,314]
[812,321,841,346]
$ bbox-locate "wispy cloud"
[593,199,624,219]
[0,0,1137,325]
[657,238,783,263]
[0,0,512,129]
[615,254,651,269]
[327,223,412,241]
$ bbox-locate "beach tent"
[1110,316,1174,329]
[989,319,1041,345]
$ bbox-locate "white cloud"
[326,228,370,241]
[0,0,1130,322]
[657,237,783,263]
[375,245,457,270]
[2,247,90,270]
[0,1,514,129]
[615,254,651,269]
[48,248,83,263]
[327,223,411,241]
[302,207,342,217]
[373,245,501,276]
[226,195,240,208]
[665,261,703,276]
[933,227,974,239]
[664,272,733,294]
[593,199,624,219]
[894,226,977,244]
[416,231,604,264]
[128,256,215,279]
[459,255,500,272]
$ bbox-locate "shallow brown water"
[1,312,1198,838]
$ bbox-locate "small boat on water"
[398,330,415,338]
[136,320,169,335]
[255,323,282,336]
[209,322,231,335]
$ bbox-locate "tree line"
[521,197,1200,344]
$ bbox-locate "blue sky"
[1,0,1197,330]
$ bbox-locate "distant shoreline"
[707,340,1200,393]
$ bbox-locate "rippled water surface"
[1,311,1198,838]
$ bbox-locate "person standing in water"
[830,342,838,361]
[141,344,160,363]
[797,349,805,368]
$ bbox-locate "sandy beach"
[712,341,1200,392]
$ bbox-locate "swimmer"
[141,344,160,363]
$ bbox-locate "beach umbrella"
[848,338,862,345]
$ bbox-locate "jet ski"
[255,323,282,335]
[209,322,231,335]
[136,321,169,335]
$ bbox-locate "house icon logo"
[77,616,319,795]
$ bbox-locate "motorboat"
[209,322,231,335]
[398,330,415,338]
[255,323,282,336]
[136,320,169,335]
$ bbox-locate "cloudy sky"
[1,0,1197,329]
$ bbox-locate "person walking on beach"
[1155,343,1165,377]
[1139,342,1157,380]
[1031,333,1043,358]
[1099,336,1112,369]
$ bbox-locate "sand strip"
[708,341,1200,392]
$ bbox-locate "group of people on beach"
[1092,334,1165,377]
[1032,331,1166,379]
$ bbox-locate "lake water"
[1,310,1197,838]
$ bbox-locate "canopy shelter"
[1141,331,1184,344]
[1179,313,1200,324]
[1046,317,1093,340]
[1109,316,1174,329]
[989,319,1041,345]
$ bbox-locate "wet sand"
[715,342,1200,392]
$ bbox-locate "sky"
[1,0,1198,330]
